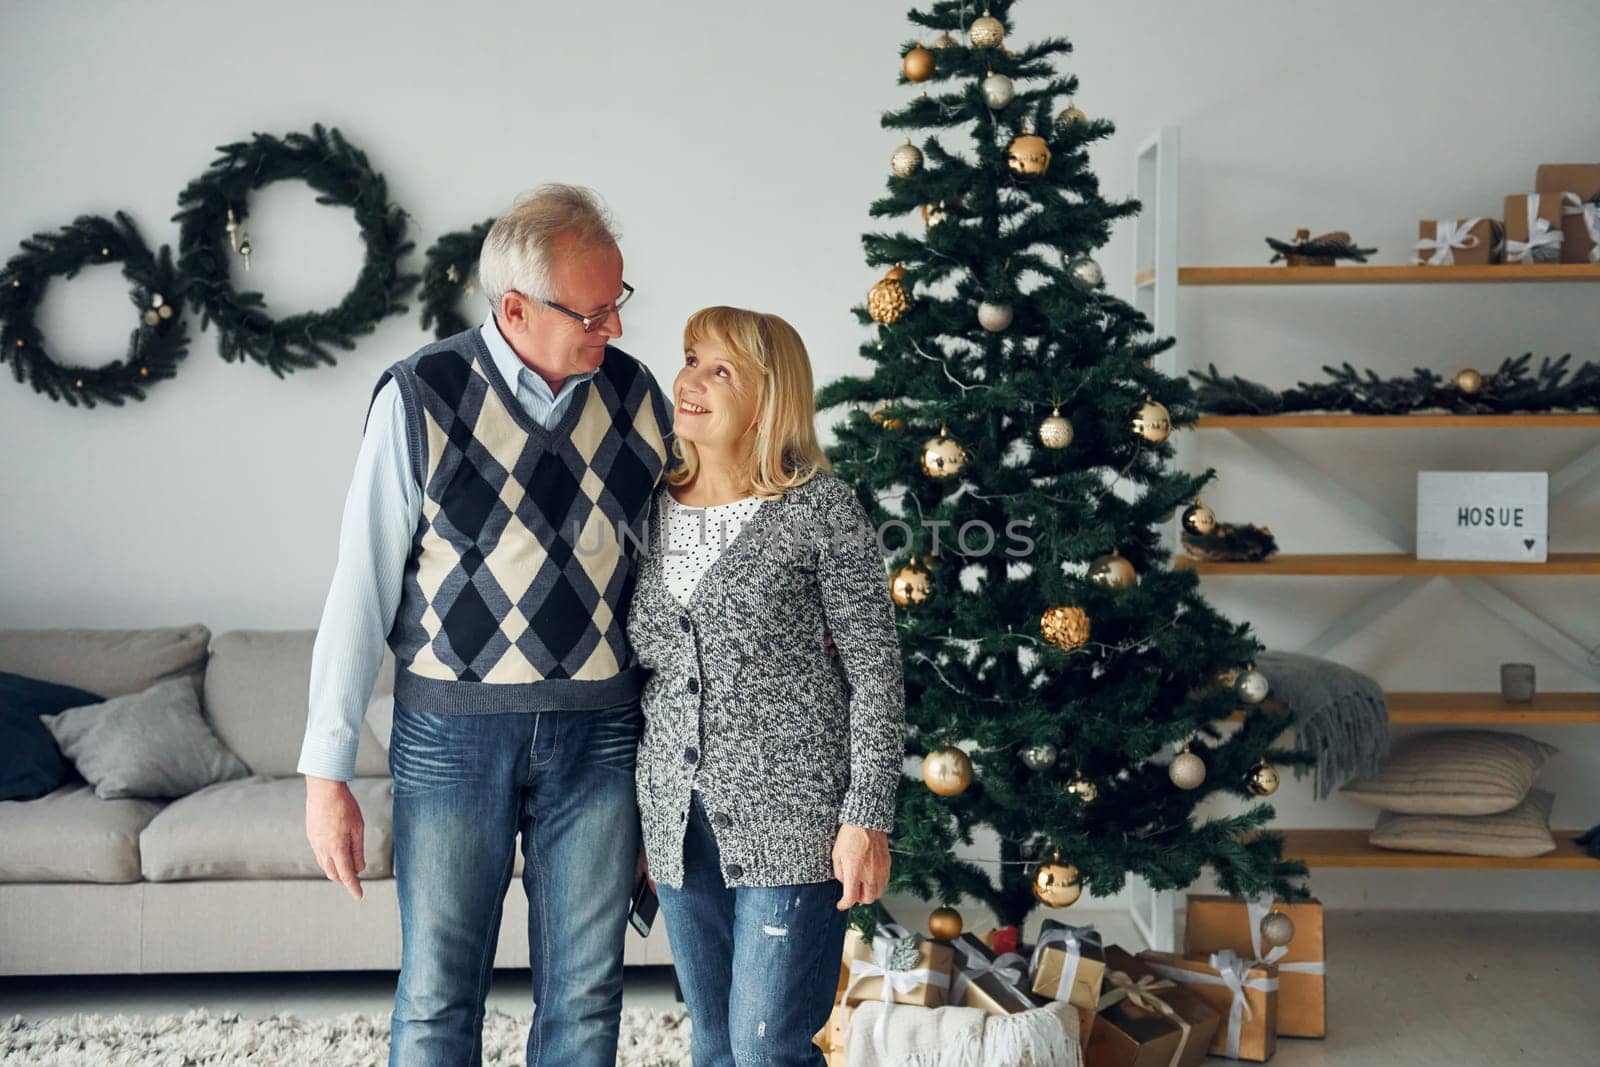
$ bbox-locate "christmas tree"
[816,0,1312,927]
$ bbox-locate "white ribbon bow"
[1098,970,1192,1067]
[1412,217,1484,265]
[1246,893,1327,982]
[849,935,952,1056]
[948,937,1029,1009]
[1560,192,1600,263]
[1028,922,1099,1003]
[1147,949,1279,1060]
[1505,195,1565,263]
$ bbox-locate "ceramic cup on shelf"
[1500,663,1536,703]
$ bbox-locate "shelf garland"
[0,212,189,408]
[419,218,494,339]
[172,123,418,377]
[1192,353,1600,416]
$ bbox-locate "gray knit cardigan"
[626,473,905,889]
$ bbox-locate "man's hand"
[833,824,890,911]
[305,776,366,900]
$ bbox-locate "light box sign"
[1416,471,1548,562]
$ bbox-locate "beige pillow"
[1340,730,1556,815]
[1370,790,1556,858]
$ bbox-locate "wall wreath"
[420,218,494,340]
[0,212,189,408]
[172,123,418,377]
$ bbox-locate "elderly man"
[298,185,674,1066]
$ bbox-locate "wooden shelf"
[1194,413,1600,430]
[1176,553,1600,577]
[1230,691,1600,726]
[1179,263,1600,286]
[1279,829,1597,870]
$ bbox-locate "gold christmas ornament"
[921,200,953,229]
[1031,855,1082,908]
[889,561,933,608]
[1006,134,1052,177]
[968,9,1005,49]
[143,310,160,327]
[903,45,935,83]
[1038,407,1074,450]
[923,745,974,796]
[1064,771,1098,804]
[1455,367,1483,394]
[1056,103,1088,127]
[867,265,911,325]
[1181,501,1217,536]
[977,301,1013,332]
[1259,909,1296,948]
[891,140,924,178]
[1040,605,1091,651]
[931,32,959,49]
[928,906,964,940]
[1088,550,1137,590]
[869,404,905,430]
[1214,666,1242,690]
[1132,398,1172,443]
[1168,743,1206,790]
[1247,760,1281,797]
[921,425,967,479]
[1236,666,1270,705]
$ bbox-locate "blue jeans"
[656,792,848,1067]
[387,699,643,1067]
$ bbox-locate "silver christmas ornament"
[1259,909,1296,948]
[982,73,1015,110]
[1067,255,1104,292]
[977,301,1013,332]
[1169,745,1206,790]
[891,141,924,178]
[1236,667,1270,705]
[1020,743,1058,770]
[1038,407,1074,450]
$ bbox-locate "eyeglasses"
[538,282,634,333]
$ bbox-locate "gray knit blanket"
[1255,650,1389,799]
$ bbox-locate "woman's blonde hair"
[669,306,831,497]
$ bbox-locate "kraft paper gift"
[1183,892,1326,1038]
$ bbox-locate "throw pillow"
[40,676,250,800]
[0,671,103,802]
[1369,789,1557,858]
[1339,730,1557,815]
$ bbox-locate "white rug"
[1,1006,692,1066]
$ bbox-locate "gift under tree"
[816,0,1312,928]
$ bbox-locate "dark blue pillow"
[0,672,104,802]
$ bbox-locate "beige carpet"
[0,1006,693,1066]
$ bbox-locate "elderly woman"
[627,306,905,1065]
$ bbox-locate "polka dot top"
[662,492,765,606]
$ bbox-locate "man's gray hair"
[477,184,619,308]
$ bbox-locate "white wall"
[3,1,1596,911]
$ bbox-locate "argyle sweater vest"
[376,327,672,715]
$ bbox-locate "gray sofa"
[0,626,671,976]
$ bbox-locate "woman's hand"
[833,824,891,910]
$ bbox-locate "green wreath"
[420,218,495,340]
[172,123,418,377]
[0,212,189,408]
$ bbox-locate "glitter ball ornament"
[1260,909,1296,948]
[1088,550,1137,589]
[903,45,935,82]
[1132,398,1172,443]
[891,140,924,178]
[1064,771,1098,804]
[1031,856,1082,907]
[922,426,967,479]
[923,746,974,796]
[1455,368,1483,394]
[1182,501,1217,536]
[1020,743,1058,770]
[1040,605,1091,651]
[890,561,933,608]
[867,265,910,325]
[1169,743,1206,790]
[982,73,1015,109]
[1038,407,1074,450]
[968,10,1005,49]
[1056,103,1088,127]
[1067,255,1104,291]
[1247,761,1281,797]
[928,906,964,940]
[931,32,959,49]
[1236,666,1270,705]
[1006,134,1052,177]
[977,301,1013,332]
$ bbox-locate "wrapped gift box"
[1503,193,1566,263]
[1138,950,1278,1062]
[811,1002,852,1067]
[1029,920,1108,1011]
[1086,946,1222,1067]
[1534,164,1600,263]
[844,928,955,1009]
[1183,893,1326,1038]
[1413,218,1501,265]
[949,932,1036,1015]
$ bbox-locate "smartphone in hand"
[628,871,658,937]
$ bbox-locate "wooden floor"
[2,909,1594,1065]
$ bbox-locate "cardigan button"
[725,863,744,880]
[710,811,731,830]
[686,677,700,695]
[683,746,699,765]
[679,616,692,633]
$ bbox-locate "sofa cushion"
[0,784,164,883]
[1341,730,1558,815]
[204,630,391,778]
[1370,789,1557,857]
[0,672,103,802]
[42,677,251,800]
[140,775,394,881]
[0,625,211,698]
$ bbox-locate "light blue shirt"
[297,311,598,781]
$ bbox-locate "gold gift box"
[843,932,954,1009]
[949,932,1036,1016]
[1087,946,1222,1067]
[1137,950,1277,1062]
[1534,164,1600,263]
[1415,218,1502,265]
[1503,193,1565,263]
[1029,919,1107,1011]
[1183,894,1326,1038]
[811,1002,851,1066]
